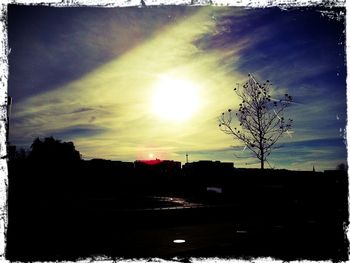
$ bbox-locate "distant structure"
[313,165,315,172]
[89,158,134,170]
[182,160,234,177]
[134,159,181,176]
[186,152,189,163]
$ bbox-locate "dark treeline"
[6,137,349,261]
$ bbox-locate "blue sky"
[8,5,346,171]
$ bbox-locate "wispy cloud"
[10,7,246,161]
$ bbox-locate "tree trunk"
[260,145,264,170]
[261,158,264,170]
[260,150,264,170]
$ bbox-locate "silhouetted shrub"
[336,163,348,171]
[29,137,81,162]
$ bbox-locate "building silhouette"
[134,159,181,176]
[182,160,234,177]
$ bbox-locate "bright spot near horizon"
[151,76,200,122]
[149,153,154,159]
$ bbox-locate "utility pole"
[186,152,188,163]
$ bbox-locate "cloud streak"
[10,7,246,160]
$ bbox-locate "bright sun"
[151,76,200,122]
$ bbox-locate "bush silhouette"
[29,137,81,162]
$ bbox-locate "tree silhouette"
[29,137,81,162]
[336,163,348,171]
[219,74,293,170]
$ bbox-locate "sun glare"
[151,76,200,122]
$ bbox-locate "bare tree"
[219,74,293,170]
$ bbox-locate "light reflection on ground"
[151,196,205,209]
[173,239,186,244]
[80,195,217,212]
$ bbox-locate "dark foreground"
[7,199,348,261]
[6,160,349,261]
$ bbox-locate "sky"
[7,5,347,171]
